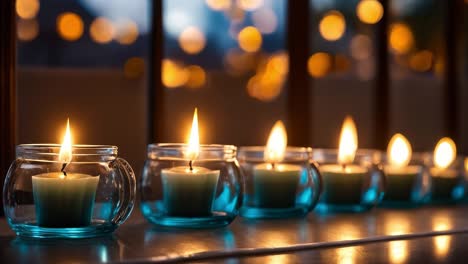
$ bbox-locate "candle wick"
[61,163,67,177]
[189,160,193,172]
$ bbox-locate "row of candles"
[3,108,467,237]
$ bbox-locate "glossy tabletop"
[1,206,468,263]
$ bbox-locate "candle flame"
[58,118,73,165]
[186,108,200,161]
[338,116,358,165]
[434,137,456,169]
[264,120,287,164]
[387,133,412,168]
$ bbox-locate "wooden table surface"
[2,206,468,263]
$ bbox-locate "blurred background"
[14,0,467,176]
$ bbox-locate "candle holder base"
[10,221,117,239]
[240,205,309,219]
[314,203,374,213]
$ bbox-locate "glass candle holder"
[3,144,136,239]
[425,154,465,204]
[140,144,242,228]
[380,152,431,207]
[311,149,385,213]
[238,147,321,219]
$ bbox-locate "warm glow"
[178,26,206,55]
[252,8,278,34]
[356,0,383,24]
[238,26,262,53]
[319,11,346,41]
[90,17,115,44]
[350,34,372,60]
[237,0,264,11]
[186,65,206,88]
[247,52,287,102]
[264,121,287,164]
[386,219,409,264]
[387,133,412,168]
[59,119,73,165]
[205,0,231,11]
[17,19,39,42]
[465,158,468,173]
[409,50,433,72]
[432,216,453,258]
[186,108,200,161]
[162,59,189,88]
[308,52,332,78]
[338,116,358,165]
[16,0,40,19]
[115,19,139,45]
[434,137,456,169]
[57,12,84,41]
[389,23,414,54]
[124,57,145,79]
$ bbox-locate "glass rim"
[148,143,237,153]
[238,146,312,153]
[17,144,118,156]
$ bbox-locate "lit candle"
[161,109,220,217]
[319,116,367,204]
[430,137,462,201]
[32,119,100,227]
[251,121,302,208]
[383,133,421,202]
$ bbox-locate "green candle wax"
[32,173,99,228]
[319,164,367,204]
[161,166,219,217]
[383,166,420,201]
[252,163,301,208]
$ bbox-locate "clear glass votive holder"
[425,154,465,204]
[311,149,385,213]
[238,147,322,219]
[140,144,242,228]
[3,144,136,239]
[380,152,431,207]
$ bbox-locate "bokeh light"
[205,0,231,11]
[238,26,262,52]
[236,0,264,11]
[409,50,433,72]
[356,0,384,24]
[115,19,139,45]
[162,59,189,88]
[17,19,39,42]
[308,52,332,78]
[57,12,84,41]
[224,48,256,75]
[186,65,207,88]
[319,10,346,41]
[178,26,206,55]
[252,8,278,34]
[16,0,40,19]
[335,54,351,73]
[123,57,145,79]
[90,17,114,44]
[350,34,372,60]
[389,23,414,54]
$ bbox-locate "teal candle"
[383,166,420,201]
[252,163,301,208]
[319,164,367,204]
[32,173,99,228]
[161,166,219,217]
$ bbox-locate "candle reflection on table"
[385,218,410,264]
[432,215,453,259]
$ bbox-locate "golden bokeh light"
[17,18,39,41]
[247,52,287,102]
[252,8,278,34]
[16,0,40,19]
[123,57,145,79]
[389,23,414,54]
[224,49,256,75]
[90,17,114,44]
[57,12,84,41]
[238,26,262,53]
[178,26,206,55]
[237,0,264,11]
[186,65,207,88]
[115,19,139,45]
[162,59,189,88]
[308,52,331,78]
[409,50,433,72]
[356,0,384,24]
[205,0,231,11]
[319,10,346,41]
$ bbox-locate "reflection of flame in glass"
[432,215,453,258]
[385,218,410,264]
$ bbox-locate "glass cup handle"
[309,161,323,210]
[109,157,136,225]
